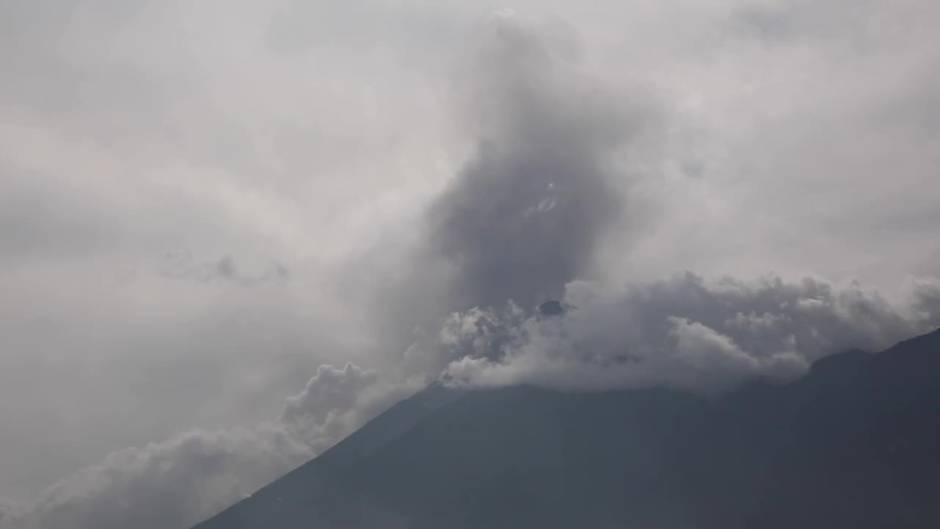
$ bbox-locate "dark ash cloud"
[428,22,651,310]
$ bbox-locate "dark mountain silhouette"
[193,328,940,529]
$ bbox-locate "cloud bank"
[434,274,940,393]
[1,364,412,529]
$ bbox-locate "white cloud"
[438,274,939,393]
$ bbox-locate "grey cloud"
[434,274,939,393]
[0,363,413,529]
[0,167,121,262]
[0,501,16,524]
[158,250,290,286]
[913,280,940,323]
[280,364,414,454]
[729,0,878,44]
[0,1,196,149]
[2,0,939,526]
[266,0,468,60]
[428,21,651,310]
[5,428,311,529]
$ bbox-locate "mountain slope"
[193,329,940,529]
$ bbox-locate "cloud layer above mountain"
[435,274,940,393]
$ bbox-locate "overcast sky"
[1,1,939,527]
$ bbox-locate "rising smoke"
[428,21,649,310]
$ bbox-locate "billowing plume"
[428,274,940,393]
[428,21,648,310]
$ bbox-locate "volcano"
[193,329,940,529]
